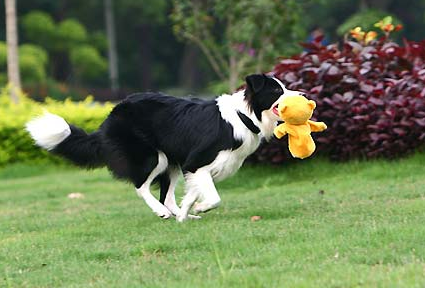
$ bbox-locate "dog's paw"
[176,213,188,223]
[193,201,219,214]
[176,213,201,222]
[154,207,173,219]
[188,214,202,220]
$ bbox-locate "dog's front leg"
[176,169,220,222]
[192,172,221,214]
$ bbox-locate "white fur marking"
[163,168,201,220]
[136,152,172,219]
[192,169,221,214]
[25,112,71,150]
[177,169,219,222]
[176,177,200,222]
[216,89,282,140]
[216,91,253,140]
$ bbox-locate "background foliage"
[1,0,424,98]
[171,0,308,92]
[0,87,112,166]
[253,32,425,163]
[2,0,425,164]
[336,9,402,36]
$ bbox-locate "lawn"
[1,155,425,287]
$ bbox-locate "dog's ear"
[245,74,266,95]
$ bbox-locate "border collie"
[26,74,305,222]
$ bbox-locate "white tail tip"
[26,112,71,150]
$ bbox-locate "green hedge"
[0,86,113,166]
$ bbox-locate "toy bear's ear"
[308,100,316,109]
[245,74,266,94]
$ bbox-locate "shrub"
[0,42,6,67]
[55,19,88,52]
[20,11,108,86]
[19,44,49,84]
[337,10,401,36]
[0,42,49,85]
[253,31,425,163]
[90,31,108,53]
[70,45,107,81]
[19,54,46,84]
[21,11,56,47]
[0,87,113,166]
[19,44,49,66]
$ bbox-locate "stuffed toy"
[274,95,327,159]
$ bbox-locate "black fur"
[51,74,283,188]
[158,172,171,204]
[53,126,104,168]
[245,74,283,120]
[54,92,241,187]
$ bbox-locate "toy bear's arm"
[308,120,327,132]
[273,124,287,139]
[274,123,300,139]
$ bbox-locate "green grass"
[2,155,425,287]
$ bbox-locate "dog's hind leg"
[159,167,179,215]
[160,167,201,220]
[135,152,172,219]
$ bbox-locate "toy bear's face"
[278,95,316,125]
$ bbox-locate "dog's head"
[244,74,306,122]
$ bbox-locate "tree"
[21,10,107,86]
[104,0,119,93]
[172,0,309,92]
[5,0,21,103]
[115,0,168,90]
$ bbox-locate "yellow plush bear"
[274,95,327,159]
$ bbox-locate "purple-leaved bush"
[253,36,425,163]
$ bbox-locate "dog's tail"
[26,112,105,168]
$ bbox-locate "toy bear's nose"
[299,92,307,97]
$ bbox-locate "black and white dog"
[26,74,305,222]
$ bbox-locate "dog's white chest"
[207,136,260,182]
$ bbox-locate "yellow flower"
[364,31,377,44]
[383,23,394,32]
[374,16,396,32]
[350,27,365,42]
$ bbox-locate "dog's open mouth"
[272,104,279,116]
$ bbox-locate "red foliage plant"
[253,36,425,163]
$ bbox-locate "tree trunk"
[178,44,203,90]
[104,0,119,93]
[5,0,21,103]
[366,0,392,10]
[359,0,368,10]
[52,0,72,83]
[229,54,238,92]
[136,24,153,90]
